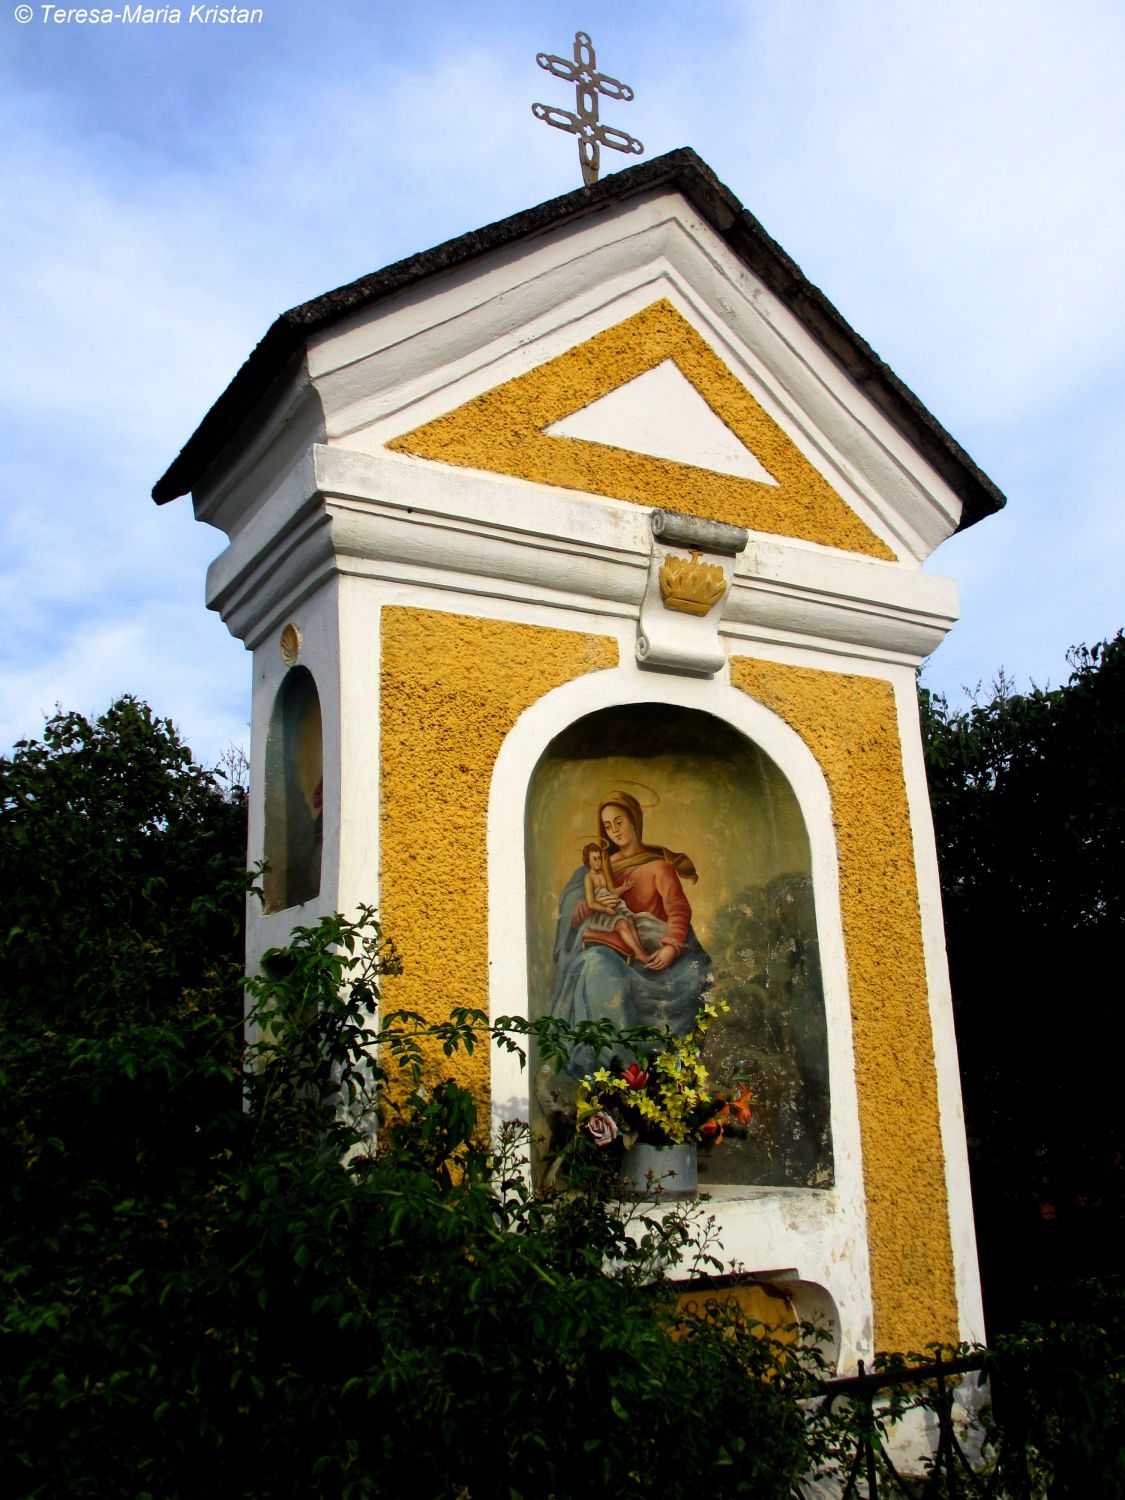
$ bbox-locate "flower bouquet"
[575,1001,752,1155]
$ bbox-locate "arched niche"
[263,666,323,913]
[526,703,832,1191]
[673,1277,841,1367]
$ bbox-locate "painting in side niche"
[525,704,833,1190]
[263,666,323,913]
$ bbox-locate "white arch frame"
[486,666,875,1370]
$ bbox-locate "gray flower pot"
[622,1143,699,1199]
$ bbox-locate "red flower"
[730,1083,752,1127]
[621,1064,649,1090]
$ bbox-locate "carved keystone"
[636,510,748,676]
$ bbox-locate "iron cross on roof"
[533,31,644,187]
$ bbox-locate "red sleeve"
[654,863,691,952]
[572,900,593,928]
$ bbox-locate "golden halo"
[573,832,610,851]
[599,781,660,811]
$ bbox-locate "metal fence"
[811,1349,1037,1499]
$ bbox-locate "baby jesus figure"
[580,841,665,963]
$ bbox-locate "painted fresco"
[526,704,833,1189]
[263,666,323,913]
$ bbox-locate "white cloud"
[0,602,248,766]
[677,0,1125,429]
[1,0,1122,763]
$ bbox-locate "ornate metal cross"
[533,31,644,188]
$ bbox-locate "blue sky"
[3,0,1123,764]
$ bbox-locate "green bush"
[986,1283,1125,1499]
[5,909,821,1496]
[1,704,820,1497]
[10,689,1123,1496]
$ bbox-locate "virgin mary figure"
[548,790,712,1075]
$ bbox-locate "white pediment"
[543,360,779,485]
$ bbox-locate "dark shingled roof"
[153,147,1005,527]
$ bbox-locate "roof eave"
[152,147,1005,530]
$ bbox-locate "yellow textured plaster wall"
[380,608,618,1107]
[389,300,895,561]
[731,657,957,1352]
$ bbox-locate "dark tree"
[0,698,249,1191]
[921,635,1125,1329]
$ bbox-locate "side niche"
[525,703,833,1190]
[263,666,323,913]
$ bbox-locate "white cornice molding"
[206,445,958,662]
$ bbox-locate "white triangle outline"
[543,360,779,485]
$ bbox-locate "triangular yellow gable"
[388,300,895,560]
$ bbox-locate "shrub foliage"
[7,656,1125,1496]
[1,702,817,1498]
